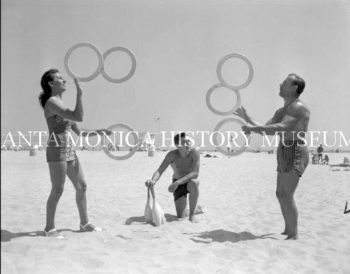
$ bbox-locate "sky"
[1,0,350,149]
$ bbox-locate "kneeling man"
[145,132,201,222]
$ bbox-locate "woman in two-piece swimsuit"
[39,68,110,237]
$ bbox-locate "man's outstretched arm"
[71,123,112,137]
[146,151,173,186]
[234,106,264,126]
[242,104,307,135]
[245,115,298,135]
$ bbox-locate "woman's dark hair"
[39,68,59,108]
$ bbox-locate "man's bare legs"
[276,173,288,235]
[174,179,200,222]
[175,196,187,218]
[187,179,200,222]
[276,172,300,240]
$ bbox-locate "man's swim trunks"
[172,179,189,201]
[46,115,77,162]
[277,139,309,177]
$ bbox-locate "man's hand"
[168,181,179,193]
[242,125,254,135]
[234,106,249,121]
[145,179,156,187]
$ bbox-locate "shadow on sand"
[1,228,79,242]
[190,229,277,244]
[125,213,179,225]
[125,216,145,225]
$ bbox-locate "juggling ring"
[213,117,251,156]
[64,42,103,82]
[102,123,141,160]
[217,53,254,90]
[64,43,137,83]
[100,47,137,83]
[206,83,241,116]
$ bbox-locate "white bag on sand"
[150,185,166,226]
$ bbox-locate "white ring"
[102,123,140,160]
[100,47,137,83]
[64,42,103,82]
[206,83,241,116]
[213,117,251,156]
[217,53,254,90]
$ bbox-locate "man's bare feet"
[189,215,199,223]
[184,205,204,217]
[194,205,204,215]
[285,235,298,240]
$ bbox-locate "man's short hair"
[288,73,305,96]
[174,132,186,145]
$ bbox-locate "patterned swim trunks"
[277,140,309,177]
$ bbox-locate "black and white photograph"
[1,0,350,273]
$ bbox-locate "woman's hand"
[74,78,83,96]
[96,129,113,136]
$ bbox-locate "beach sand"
[1,150,350,274]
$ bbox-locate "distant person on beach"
[39,69,111,237]
[344,157,350,165]
[329,157,350,170]
[322,155,329,165]
[235,73,310,240]
[317,144,324,164]
[145,132,202,223]
[331,157,350,167]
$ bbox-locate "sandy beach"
[1,150,350,274]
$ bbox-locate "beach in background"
[1,150,349,274]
